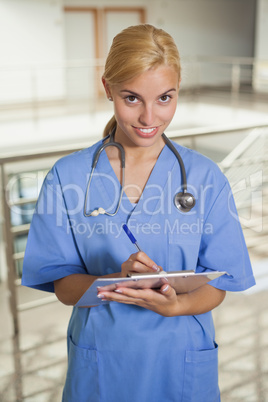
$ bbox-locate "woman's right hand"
[121,252,162,277]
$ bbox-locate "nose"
[138,104,155,126]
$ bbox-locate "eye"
[126,95,139,104]
[159,95,171,103]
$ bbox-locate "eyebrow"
[120,88,177,97]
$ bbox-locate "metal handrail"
[194,55,257,65]
[2,124,268,165]
[219,128,266,168]
[0,55,267,114]
[0,58,106,70]
[0,55,266,70]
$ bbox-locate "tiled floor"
[215,287,268,401]
[0,284,71,402]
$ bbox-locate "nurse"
[22,24,255,401]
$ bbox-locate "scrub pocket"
[168,232,200,271]
[182,343,220,402]
[62,335,100,402]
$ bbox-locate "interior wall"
[0,0,64,65]
[0,0,258,104]
[146,0,256,88]
[0,0,65,103]
[253,0,268,92]
[147,0,256,58]
[64,9,96,100]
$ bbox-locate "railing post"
[0,163,23,400]
[231,63,241,95]
[31,67,39,122]
[0,164,20,335]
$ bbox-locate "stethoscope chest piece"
[174,191,196,213]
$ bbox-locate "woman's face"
[103,65,180,148]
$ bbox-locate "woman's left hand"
[97,284,179,317]
[97,283,226,317]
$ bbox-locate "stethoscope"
[84,128,196,217]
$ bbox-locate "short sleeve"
[196,181,255,292]
[21,166,87,293]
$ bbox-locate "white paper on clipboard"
[75,270,227,307]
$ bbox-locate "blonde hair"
[102,24,181,137]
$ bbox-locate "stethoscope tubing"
[162,133,187,193]
[83,129,195,217]
[84,130,125,217]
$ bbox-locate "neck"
[112,129,165,162]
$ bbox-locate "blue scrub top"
[22,139,255,402]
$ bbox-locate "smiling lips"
[133,126,159,138]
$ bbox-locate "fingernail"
[162,285,169,292]
[97,294,105,299]
[114,289,123,293]
[152,264,160,272]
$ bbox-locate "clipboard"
[75,270,227,307]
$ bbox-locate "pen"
[122,224,161,274]
[122,224,142,252]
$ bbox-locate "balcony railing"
[1,56,267,122]
[1,122,268,400]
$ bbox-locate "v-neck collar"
[95,143,178,225]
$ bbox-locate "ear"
[102,77,112,100]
